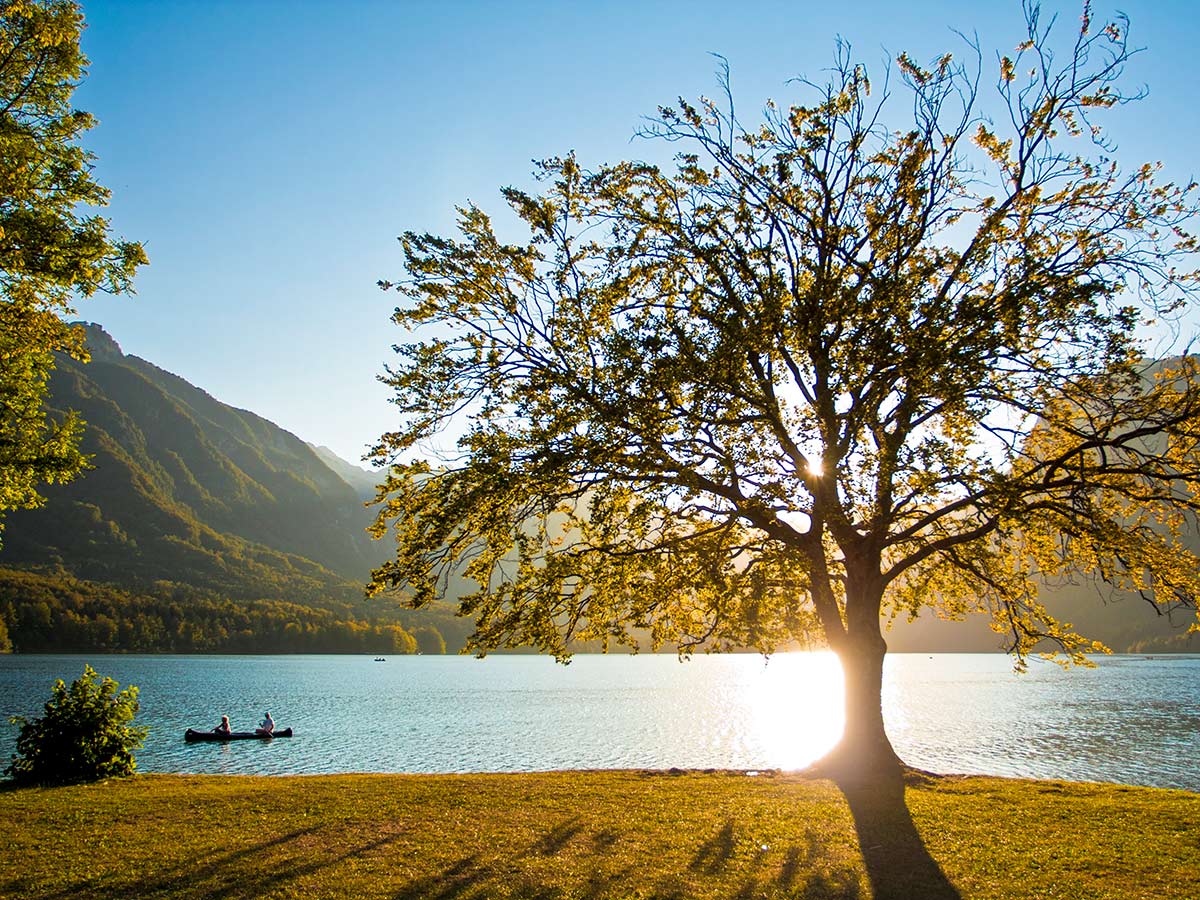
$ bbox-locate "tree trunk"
[808,579,904,785]
[802,549,903,783]
[833,631,902,782]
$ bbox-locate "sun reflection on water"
[745,651,844,770]
[3,653,1196,785]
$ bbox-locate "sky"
[71,0,1200,466]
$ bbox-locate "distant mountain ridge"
[0,324,384,604]
[309,444,380,501]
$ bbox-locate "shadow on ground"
[391,814,863,900]
[7,775,957,900]
[31,825,338,900]
[834,772,962,900]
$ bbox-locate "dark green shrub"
[7,665,147,785]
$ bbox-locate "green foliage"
[0,2,146,542]
[372,6,1200,768]
[0,566,433,654]
[412,624,447,655]
[6,664,146,784]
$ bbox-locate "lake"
[1,653,1197,791]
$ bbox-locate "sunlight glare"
[745,651,843,770]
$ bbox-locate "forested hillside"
[0,325,478,653]
[0,567,448,654]
[1,325,381,602]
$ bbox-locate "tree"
[0,0,146,543]
[370,4,1200,782]
[7,664,146,784]
[413,624,447,655]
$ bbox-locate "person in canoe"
[256,711,274,736]
[213,715,232,736]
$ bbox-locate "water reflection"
[0,652,1197,790]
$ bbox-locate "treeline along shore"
[0,567,447,655]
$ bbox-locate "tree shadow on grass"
[689,819,736,873]
[833,772,961,900]
[392,853,490,900]
[528,817,586,856]
[32,825,403,900]
[391,814,865,900]
[10,780,948,900]
[394,818,631,900]
[775,828,863,900]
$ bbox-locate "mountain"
[309,444,381,501]
[0,324,385,605]
[885,582,1200,654]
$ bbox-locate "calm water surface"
[1,653,1197,790]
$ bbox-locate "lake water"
[1,653,1197,791]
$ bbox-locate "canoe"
[185,727,293,742]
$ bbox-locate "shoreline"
[24,765,1191,796]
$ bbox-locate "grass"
[0,770,1197,899]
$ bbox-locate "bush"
[6,665,147,785]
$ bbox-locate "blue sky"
[72,0,1200,465]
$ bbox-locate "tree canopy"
[371,4,1200,776]
[0,0,146,541]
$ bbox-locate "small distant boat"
[374,657,386,662]
[184,727,293,742]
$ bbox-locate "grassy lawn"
[1,770,1196,899]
